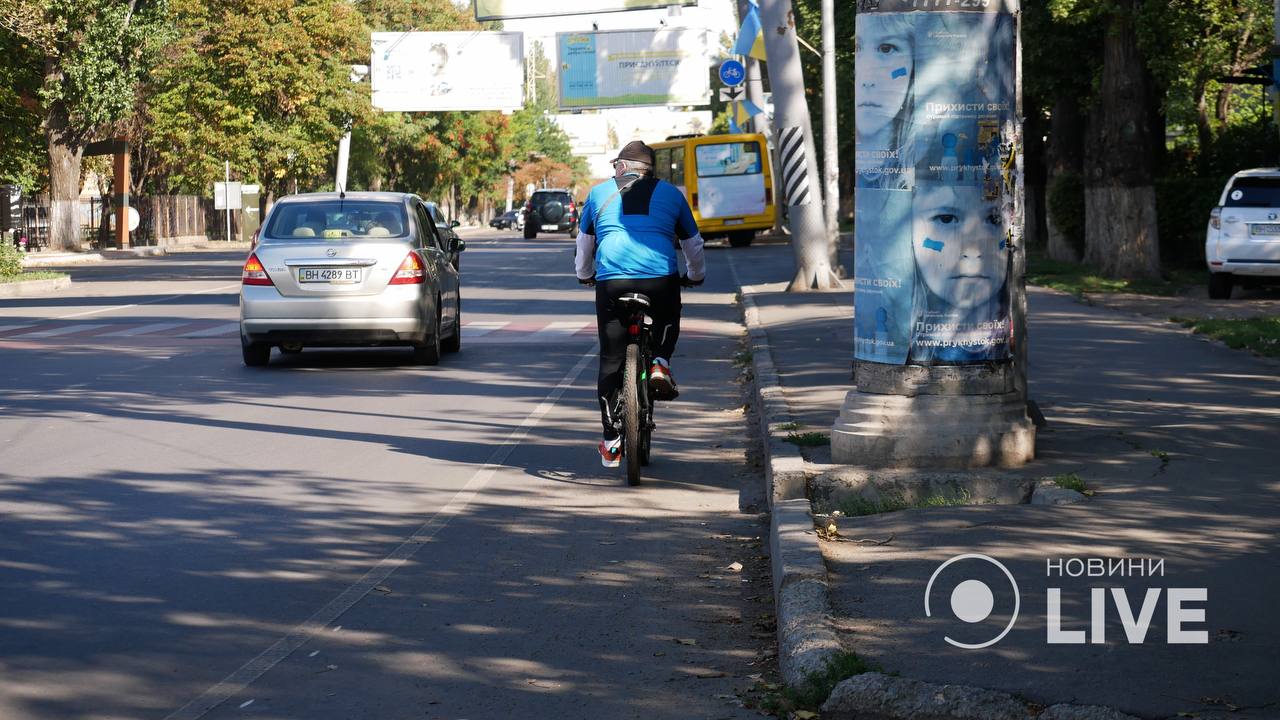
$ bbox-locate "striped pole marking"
[778,125,812,207]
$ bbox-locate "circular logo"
[924,553,1020,649]
[1230,189,1244,201]
[719,59,746,87]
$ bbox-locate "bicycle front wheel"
[623,343,642,486]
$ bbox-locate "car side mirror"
[450,219,460,229]
[451,238,466,253]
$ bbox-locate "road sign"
[214,182,242,210]
[719,86,745,103]
[719,59,746,87]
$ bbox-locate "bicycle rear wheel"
[623,343,642,486]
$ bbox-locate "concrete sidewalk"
[730,243,1279,719]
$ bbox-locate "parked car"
[426,201,462,270]
[239,192,464,367]
[1206,168,1280,298]
[523,189,578,239]
[490,210,519,230]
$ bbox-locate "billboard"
[550,114,610,155]
[557,29,709,110]
[370,32,524,112]
[476,0,697,21]
[852,7,1017,366]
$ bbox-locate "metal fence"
[2,190,224,250]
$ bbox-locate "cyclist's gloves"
[680,274,703,288]
[579,277,596,287]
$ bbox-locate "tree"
[0,0,171,250]
[138,0,368,212]
[0,25,45,191]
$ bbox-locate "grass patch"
[1052,473,1088,493]
[744,652,880,716]
[733,347,754,367]
[839,490,970,517]
[1026,254,1201,298]
[1171,316,1280,357]
[776,421,800,432]
[0,271,67,283]
[784,431,829,447]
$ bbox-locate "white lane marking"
[53,283,241,320]
[163,346,597,720]
[461,321,507,337]
[531,320,591,338]
[179,322,239,338]
[103,322,189,337]
[24,323,110,338]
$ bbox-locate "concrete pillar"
[833,0,1034,468]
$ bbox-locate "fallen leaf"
[373,585,392,594]
[726,562,743,573]
[674,637,698,646]
[653,651,666,657]
[794,712,819,719]
[599,541,616,545]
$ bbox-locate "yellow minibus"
[648,133,776,247]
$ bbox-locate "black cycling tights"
[595,275,681,439]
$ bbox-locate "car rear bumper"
[239,286,427,343]
[1209,261,1280,277]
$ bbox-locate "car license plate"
[543,224,559,231]
[723,219,745,226]
[1251,223,1280,236]
[298,267,361,284]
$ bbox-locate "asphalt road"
[0,230,774,720]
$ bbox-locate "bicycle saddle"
[617,292,651,309]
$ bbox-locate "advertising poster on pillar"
[853,2,1017,366]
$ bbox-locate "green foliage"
[1155,177,1222,269]
[0,29,45,190]
[0,241,24,277]
[1047,173,1085,258]
[1173,316,1280,357]
[784,431,830,447]
[0,270,66,283]
[839,490,971,517]
[1027,253,1202,296]
[1052,473,1087,493]
[785,653,880,710]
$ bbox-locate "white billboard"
[557,29,710,110]
[550,114,610,155]
[476,0,696,21]
[371,32,524,112]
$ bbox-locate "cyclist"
[576,140,706,468]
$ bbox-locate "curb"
[21,252,104,267]
[727,254,843,689]
[0,276,72,297]
[101,247,167,259]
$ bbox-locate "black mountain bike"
[614,292,656,486]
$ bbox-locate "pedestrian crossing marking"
[179,322,241,338]
[25,323,111,338]
[106,322,189,337]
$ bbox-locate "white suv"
[1206,168,1280,298]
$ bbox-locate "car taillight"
[1210,207,1222,230]
[389,252,425,285]
[241,253,273,286]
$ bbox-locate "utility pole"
[757,0,842,290]
[821,0,839,244]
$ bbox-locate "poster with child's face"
[853,7,1017,365]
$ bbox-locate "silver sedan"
[239,192,463,366]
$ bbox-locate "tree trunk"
[1083,3,1160,279]
[758,0,842,291]
[1193,75,1213,161]
[44,65,84,252]
[1045,94,1084,263]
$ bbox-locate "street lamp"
[336,64,370,193]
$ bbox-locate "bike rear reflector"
[629,324,640,336]
[389,252,425,284]
[241,254,273,286]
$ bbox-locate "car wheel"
[413,318,442,365]
[1208,272,1234,300]
[442,294,462,354]
[242,337,270,367]
[523,223,537,239]
[728,230,755,247]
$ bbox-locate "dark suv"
[523,189,578,239]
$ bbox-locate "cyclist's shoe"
[598,437,622,468]
[649,359,679,401]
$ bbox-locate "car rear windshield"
[263,201,409,240]
[695,141,763,177]
[533,192,571,207]
[1223,177,1280,207]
